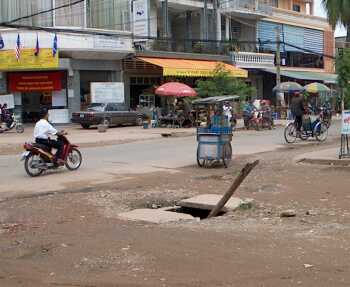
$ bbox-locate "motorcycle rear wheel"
[65,148,82,171]
[24,153,44,177]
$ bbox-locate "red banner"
[8,72,63,92]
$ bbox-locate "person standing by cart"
[290,92,305,136]
[223,102,233,125]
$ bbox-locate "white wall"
[0,30,133,52]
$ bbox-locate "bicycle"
[284,115,328,144]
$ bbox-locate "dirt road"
[1,127,350,286]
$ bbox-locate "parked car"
[72,103,145,129]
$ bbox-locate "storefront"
[7,71,68,122]
[0,47,71,123]
[123,56,248,109]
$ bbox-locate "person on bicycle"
[290,92,304,136]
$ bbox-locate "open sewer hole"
[167,207,226,220]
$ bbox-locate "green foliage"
[336,49,350,108]
[322,0,350,39]
[196,64,256,100]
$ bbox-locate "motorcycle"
[0,114,24,133]
[244,110,263,130]
[320,106,332,128]
[21,134,82,177]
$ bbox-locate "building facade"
[0,0,133,123]
[134,0,336,101]
[0,0,336,122]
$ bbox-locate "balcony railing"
[138,38,261,55]
[231,51,275,68]
[219,0,273,16]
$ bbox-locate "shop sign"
[132,0,149,41]
[8,72,62,92]
[93,36,129,50]
[91,82,125,103]
[0,48,59,71]
[341,110,350,135]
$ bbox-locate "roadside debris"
[280,210,297,218]
[208,160,259,218]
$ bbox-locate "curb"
[297,158,350,166]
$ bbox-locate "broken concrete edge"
[297,158,350,167]
[118,209,195,224]
[117,197,256,224]
[177,194,254,213]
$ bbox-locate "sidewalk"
[0,124,196,155]
[295,147,350,166]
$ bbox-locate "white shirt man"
[223,104,233,123]
[34,119,58,140]
[34,110,63,163]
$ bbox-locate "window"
[106,103,119,111]
[293,4,301,12]
[88,0,130,31]
[54,0,85,27]
[271,0,278,8]
[0,0,53,26]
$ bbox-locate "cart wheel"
[222,143,232,168]
[196,145,206,167]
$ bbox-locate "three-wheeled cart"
[193,96,238,168]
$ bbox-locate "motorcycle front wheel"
[24,153,44,177]
[16,124,24,133]
[65,148,82,171]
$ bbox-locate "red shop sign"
[8,72,63,92]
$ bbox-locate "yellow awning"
[137,57,248,78]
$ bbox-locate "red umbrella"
[155,82,197,97]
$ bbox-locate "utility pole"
[203,0,208,41]
[275,26,281,89]
[162,0,168,39]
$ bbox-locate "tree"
[322,0,350,41]
[336,49,350,109]
[196,64,256,100]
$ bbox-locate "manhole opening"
[167,207,226,220]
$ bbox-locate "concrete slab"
[178,194,244,212]
[295,148,350,166]
[118,209,194,223]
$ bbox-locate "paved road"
[0,122,340,199]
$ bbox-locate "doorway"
[21,92,52,123]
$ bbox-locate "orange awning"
[137,57,248,78]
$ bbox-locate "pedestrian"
[223,102,233,125]
[290,92,305,136]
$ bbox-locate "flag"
[15,34,21,61]
[52,34,58,57]
[34,34,40,56]
[0,34,4,50]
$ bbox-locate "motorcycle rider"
[1,103,14,129]
[34,109,65,165]
[243,99,256,128]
